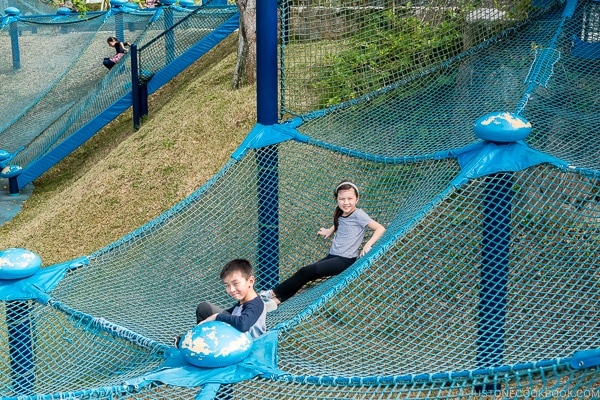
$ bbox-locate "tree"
[232,0,257,89]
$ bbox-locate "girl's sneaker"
[263,299,277,312]
[259,290,277,312]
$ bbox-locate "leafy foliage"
[313,8,464,108]
[51,0,90,14]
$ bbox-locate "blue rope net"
[1,0,600,398]
[0,2,237,183]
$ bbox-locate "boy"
[176,259,266,346]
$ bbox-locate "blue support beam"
[7,301,34,395]
[477,173,511,392]
[7,10,21,70]
[255,0,280,289]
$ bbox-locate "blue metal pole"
[256,0,280,289]
[256,148,279,289]
[7,301,34,395]
[477,172,511,390]
[6,7,21,70]
[256,0,278,125]
[108,0,126,40]
[164,4,175,63]
[115,11,124,42]
[140,82,149,119]
[131,44,141,130]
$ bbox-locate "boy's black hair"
[220,259,254,280]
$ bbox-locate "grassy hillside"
[0,33,256,265]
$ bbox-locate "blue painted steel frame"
[477,173,511,390]
[9,18,20,70]
[7,301,33,395]
[255,0,280,289]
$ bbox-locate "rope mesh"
[0,4,238,169]
[1,0,600,398]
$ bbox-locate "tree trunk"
[232,0,257,89]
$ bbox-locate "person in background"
[103,36,129,70]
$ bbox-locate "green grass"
[0,33,256,266]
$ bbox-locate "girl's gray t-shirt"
[329,208,373,258]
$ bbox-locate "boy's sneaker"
[173,335,181,348]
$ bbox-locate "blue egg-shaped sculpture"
[178,0,194,7]
[474,112,531,143]
[179,321,253,368]
[1,165,23,178]
[4,7,20,16]
[57,6,73,14]
[0,248,42,280]
[123,2,139,10]
[109,0,127,7]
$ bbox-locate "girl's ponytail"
[333,206,343,232]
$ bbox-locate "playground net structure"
[2,0,600,399]
[0,0,238,188]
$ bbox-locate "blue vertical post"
[256,147,279,289]
[162,0,175,63]
[2,249,42,396]
[7,301,34,395]
[477,172,511,390]
[131,44,149,129]
[257,0,278,123]
[5,7,21,70]
[471,112,529,392]
[131,44,141,130]
[57,7,72,34]
[256,0,280,289]
[140,80,149,119]
[111,0,125,41]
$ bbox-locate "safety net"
[8,0,57,16]
[1,0,600,399]
[0,1,238,186]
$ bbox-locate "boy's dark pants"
[195,302,225,324]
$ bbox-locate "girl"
[260,181,386,311]
[103,37,129,70]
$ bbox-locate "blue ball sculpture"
[474,111,531,143]
[0,248,42,280]
[179,321,253,368]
